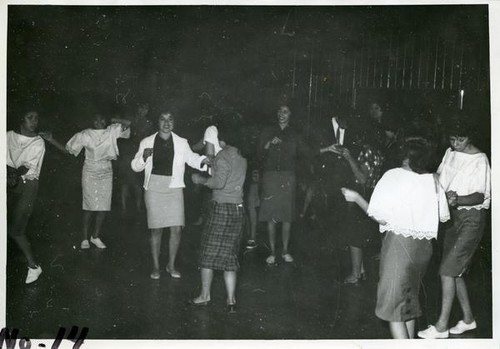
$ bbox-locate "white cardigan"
[131,132,206,190]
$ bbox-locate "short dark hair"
[215,113,243,150]
[446,113,477,142]
[400,139,433,174]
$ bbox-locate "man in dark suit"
[314,109,359,205]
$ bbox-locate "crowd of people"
[6,97,491,339]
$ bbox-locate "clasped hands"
[264,137,282,150]
[446,190,458,207]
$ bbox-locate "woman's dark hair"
[399,139,433,174]
[446,113,477,142]
[215,113,243,150]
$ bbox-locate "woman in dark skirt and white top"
[7,108,46,283]
[342,139,450,338]
[418,116,491,339]
[190,123,247,312]
[131,111,209,280]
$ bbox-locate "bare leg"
[389,322,409,339]
[150,229,163,272]
[435,275,456,331]
[350,246,363,277]
[405,319,416,339]
[224,271,237,305]
[455,277,475,324]
[248,206,257,241]
[282,222,291,254]
[167,226,182,271]
[267,221,277,256]
[193,268,213,303]
[94,211,106,238]
[120,184,129,212]
[133,185,143,211]
[11,235,37,268]
[82,210,92,241]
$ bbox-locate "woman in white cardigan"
[131,110,209,280]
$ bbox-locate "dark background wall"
[7,5,490,146]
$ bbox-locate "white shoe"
[90,237,107,249]
[282,253,294,263]
[266,255,276,264]
[450,320,477,334]
[80,240,90,249]
[417,325,449,339]
[26,266,42,284]
[166,266,181,279]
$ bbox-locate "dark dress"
[258,124,310,223]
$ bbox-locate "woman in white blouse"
[7,107,46,283]
[66,113,131,249]
[418,116,491,339]
[342,139,450,339]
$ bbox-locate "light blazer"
[131,132,206,190]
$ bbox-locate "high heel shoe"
[227,303,237,313]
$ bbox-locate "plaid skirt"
[199,201,244,271]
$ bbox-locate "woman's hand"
[339,147,353,160]
[341,187,360,202]
[143,148,154,162]
[265,136,282,150]
[446,190,458,207]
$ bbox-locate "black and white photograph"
[1,1,498,348]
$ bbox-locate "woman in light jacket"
[131,110,209,280]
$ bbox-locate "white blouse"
[7,131,46,180]
[367,168,450,240]
[66,123,130,161]
[437,147,491,210]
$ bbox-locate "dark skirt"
[258,171,296,223]
[375,231,433,322]
[199,201,244,271]
[7,179,39,237]
[439,208,486,277]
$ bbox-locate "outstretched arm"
[39,132,69,154]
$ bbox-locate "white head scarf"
[203,125,222,156]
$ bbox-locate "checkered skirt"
[199,201,244,271]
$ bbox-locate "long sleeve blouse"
[206,146,247,204]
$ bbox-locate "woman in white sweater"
[131,110,209,280]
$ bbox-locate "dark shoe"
[188,299,211,307]
[227,303,237,313]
